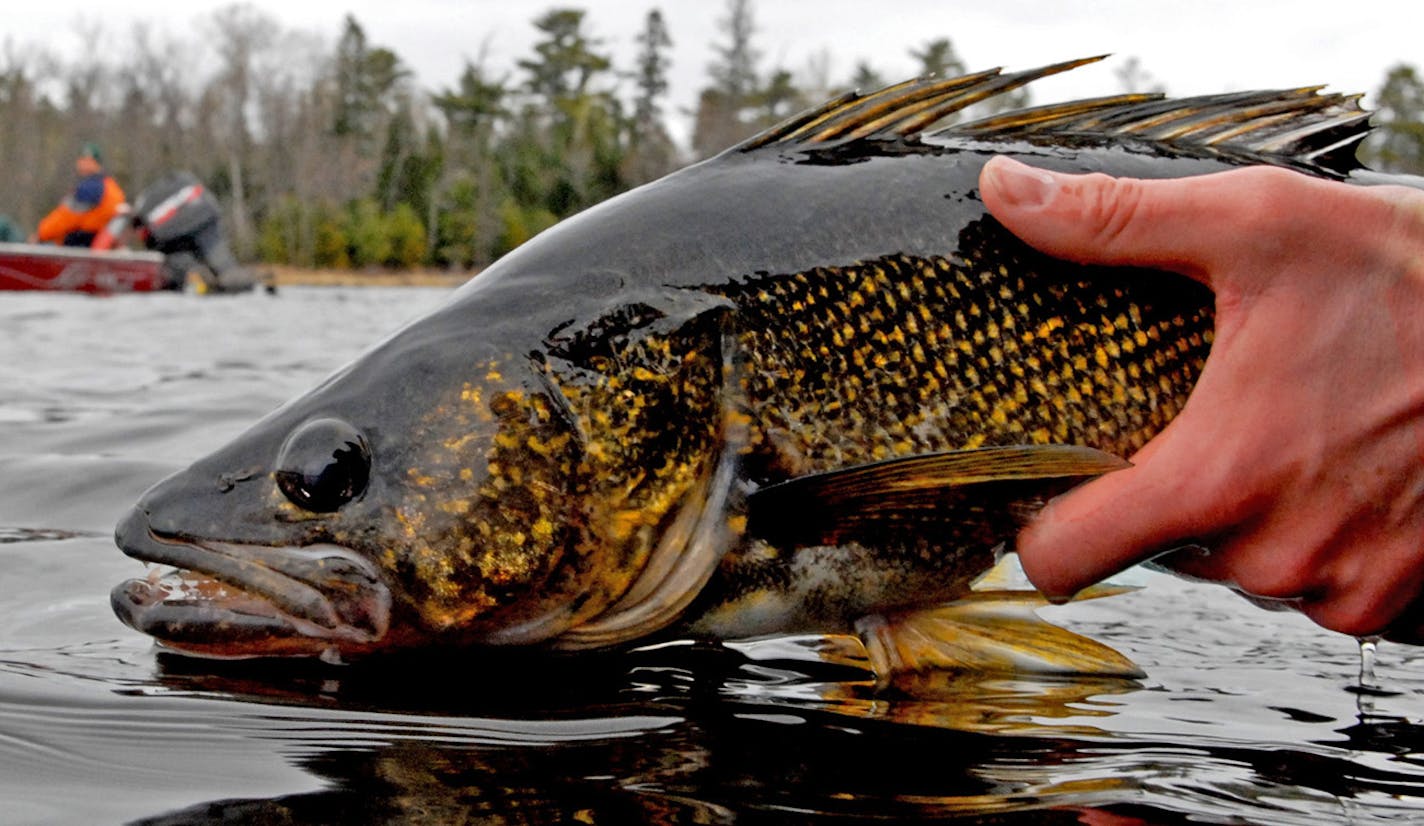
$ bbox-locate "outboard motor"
[131,172,257,293]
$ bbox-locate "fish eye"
[273,418,371,513]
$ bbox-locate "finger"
[977,157,1359,284]
[1153,525,1319,601]
[1166,524,1424,640]
[1014,408,1244,599]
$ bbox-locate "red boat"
[0,242,170,293]
[2,171,258,294]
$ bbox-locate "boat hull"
[0,242,169,293]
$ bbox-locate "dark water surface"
[2,287,1421,825]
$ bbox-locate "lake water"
[1,286,1422,825]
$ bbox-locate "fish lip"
[110,507,391,659]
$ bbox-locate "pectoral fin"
[746,444,1128,547]
[856,590,1145,681]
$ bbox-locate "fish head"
[110,299,601,660]
[111,280,742,660]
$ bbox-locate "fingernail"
[985,157,1057,209]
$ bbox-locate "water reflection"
[122,644,1113,823]
[78,638,1414,824]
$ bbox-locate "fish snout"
[109,506,394,659]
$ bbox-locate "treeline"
[1,1,1420,272]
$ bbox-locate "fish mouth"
[110,508,391,660]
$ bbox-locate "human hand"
[979,155,1424,643]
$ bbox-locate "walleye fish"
[111,57,1374,675]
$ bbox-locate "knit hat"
[79,141,102,164]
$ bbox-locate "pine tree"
[850,62,887,94]
[631,9,672,131]
[625,9,678,184]
[910,38,965,79]
[517,9,612,102]
[693,0,764,158]
[1362,63,1424,174]
[332,15,409,141]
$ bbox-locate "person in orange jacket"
[33,142,127,247]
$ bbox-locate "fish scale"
[717,242,1212,484]
[681,239,1211,641]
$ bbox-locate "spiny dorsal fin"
[733,55,1107,152]
[733,55,1372,172]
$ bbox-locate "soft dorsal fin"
[948,85,1370,168]
[745,444,1128,548]
[733,56,1372,172]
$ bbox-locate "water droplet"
[1347,636,1401,699]
[1358,635,1380,688]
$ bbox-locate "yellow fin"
[969,552,1031,592]
[856,593,1144,681]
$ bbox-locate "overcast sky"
[6,0,1423,146]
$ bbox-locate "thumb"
[978,156,1278,283]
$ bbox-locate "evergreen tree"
[1115,56,1166,95]
[625,8,678,184]
[433,62,507,139]
[708,0,760,106]
[518,9,612,102]
[504,8,624,223]
[332,15,410,140]
[1362,63,1424,174]
[756,68,802,122]
[375,105,443,240]
[906,38,973,125]
[631,9,672,135]
[850,61,887,93]
[433,61,509,268]
[910,38,965,79]
[693,0,764,157]
[332,16,369,137]
[904,39,1030,123]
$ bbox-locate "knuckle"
[1209,531,1321,600]
[1216,166,1315,243]
[1299,571,1412,638]
[1381,186,1424,256]
[1078,174,1147,252]
[1303,598,1392,639]
[1304,539,1424,637]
